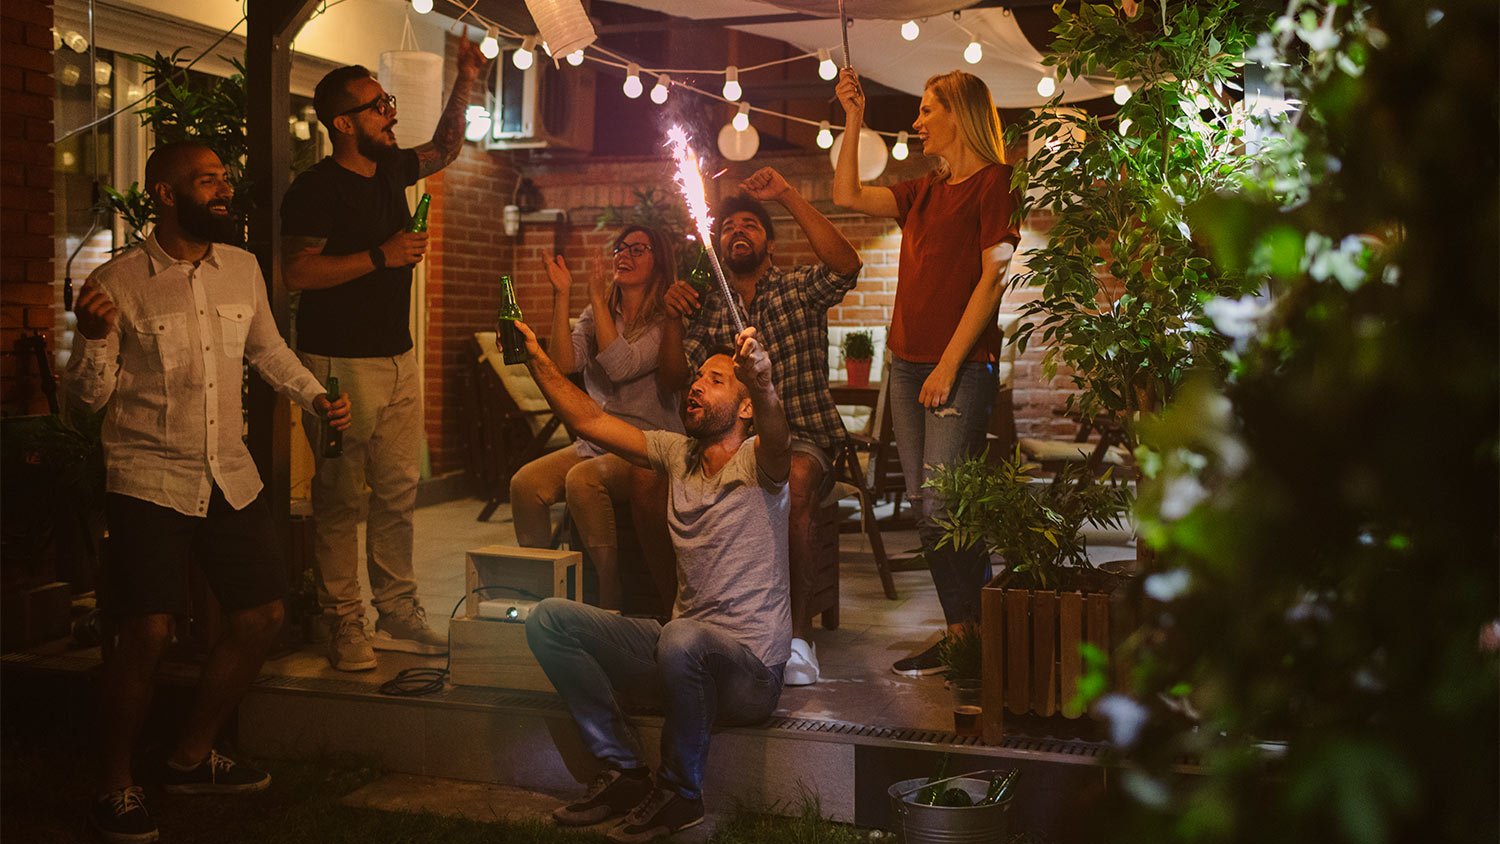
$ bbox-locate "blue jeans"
[525,598,784,800]
[888,356,998,626]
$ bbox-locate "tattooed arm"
[413,36,490,178]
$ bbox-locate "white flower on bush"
[1203,295,1271,348]
[1306,232,1369,290]
[1145,568,1192,602]
[1095,693,1150,748]
[1158,474,1209,520]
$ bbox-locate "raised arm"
[542,253,577,373]
[832,70,900,219]
[733,327,790,483]
[917,242,1016,407]
[412,37,489,178]
[515,320,652,468]
[740,168,861,276]
[657,283,700,393]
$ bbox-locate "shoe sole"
[372,631,447,655]
[782,672,819,686]
[162,779,270,796]
[607,814,704,844]
[329,655,378,671]
[90,822,159,844]
[553,805,618,827]
[891,664,947,677]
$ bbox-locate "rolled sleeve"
[802,263,861,311]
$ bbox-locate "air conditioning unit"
[485,49,595,153]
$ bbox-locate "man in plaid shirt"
[660,167,862,687]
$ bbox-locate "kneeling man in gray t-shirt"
[517,319,790,844]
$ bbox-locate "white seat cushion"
[475,332,572,450]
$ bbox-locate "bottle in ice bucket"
[407,193,431,233]
[322,376,343,459]
[914,753,950,805]
[497,275,527,365]
[979,769,1019,805]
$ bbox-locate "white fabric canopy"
[614,0,1115,107]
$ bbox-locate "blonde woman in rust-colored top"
[834,69,1020,676]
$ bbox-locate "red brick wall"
[0,0,56,416]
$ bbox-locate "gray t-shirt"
[643,430,791,668]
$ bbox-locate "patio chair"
[464,332,572,522]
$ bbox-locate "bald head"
[143,142,237,243]
[144,142,221,204]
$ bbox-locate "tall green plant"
[1009,0,1261,449]
[1086,2,1498,842]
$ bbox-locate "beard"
[683,399,741,439]
[721,237,767,275]
[354,124,399,161]
[178,196,240,243]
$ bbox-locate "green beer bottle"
[979,769,1019,805]
[687,247,712,295]
[322,376,343,458]
[497,275,527,365]
[407,193,431,233]
[915,753,951,806]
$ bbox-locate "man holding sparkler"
[658,167,861,687]
[520,319,790,843]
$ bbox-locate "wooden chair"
[1017,414,1134,477]
[463,333,572,522]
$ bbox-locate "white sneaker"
[783,638,820,686]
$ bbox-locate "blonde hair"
[608,224,675,338]
[923,71,1007,179]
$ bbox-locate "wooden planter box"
[979,569,1135,741]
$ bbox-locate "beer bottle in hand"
[322,376,343,458]
[407,193,431,233]
[497,275,527,365]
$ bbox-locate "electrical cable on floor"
[377,585,543,697]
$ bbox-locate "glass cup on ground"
[951,678,983,737]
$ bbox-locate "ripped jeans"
[888,355,998,626]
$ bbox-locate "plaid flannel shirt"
[684,263,861,451]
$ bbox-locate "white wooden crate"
[450,545,583,691]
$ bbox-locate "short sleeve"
[889,177,925,228]
[977,165,1021,250]
[387,148,420,189]
[643,429,688,474]
[281,170,330,238]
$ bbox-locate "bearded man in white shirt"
[62,142,352,844]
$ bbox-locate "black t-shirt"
[281,150,420,357]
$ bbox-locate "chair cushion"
[475,332,572,450]
[1017,437,1131,466]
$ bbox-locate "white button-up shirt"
[61,234,326,517]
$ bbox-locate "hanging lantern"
[718,123,760,162]
[829,127,889,181]
[378,50,444,148]
[523,0,596,61]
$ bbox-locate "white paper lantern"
[829,128,889,181]
[718,123,760,162]
[523,0,596,61]
[378,50,444,148]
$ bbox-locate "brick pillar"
[1,0,56,416]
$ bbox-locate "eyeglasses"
[339,93,397,118]
[612,242,653,258]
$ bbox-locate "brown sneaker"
[607,786,705,843]
[373,601,447,655]
[328,616,377,671]
[553,767,653,827]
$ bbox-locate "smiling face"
[156,147,237,243]
[335,76,400,159]
[913,87,960,161]
[683,354,751,440]
[611,229,656,288]
[718,211,772,275]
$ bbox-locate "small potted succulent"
[841,330,875,388]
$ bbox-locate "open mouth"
[685,396,703,412]
[208,202,231,216]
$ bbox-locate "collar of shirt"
[142,232,222,277]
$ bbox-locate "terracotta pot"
[845,357,872,388]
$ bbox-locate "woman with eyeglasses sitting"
[509,225,684,610]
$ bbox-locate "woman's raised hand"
[543,253,573,295]
[836,68,865,119]
[588,259,611,304]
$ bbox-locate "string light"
[817,49,837,81]
[963,40,983,64]
[513,35,536,70]
[480,26,500,60]
[901,19,920,40]
[566,50,584,66]
[892,130,909,160]
[411,0,434,14]
[723,66,741,102]
[732,102,751,131]
[1036,68,1056,98]
[816,120,833,149]
[623,63,643,98]
[1114,83,1132,104]
[651,74,671,104]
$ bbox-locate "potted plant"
[928,448,1129,735]
[841,330,875,388]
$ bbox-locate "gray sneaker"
[328,616,377,671]
[373,601,448,655]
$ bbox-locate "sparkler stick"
[838,0,850,67]
[666,126,747,335]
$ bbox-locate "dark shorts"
[104,487,287,617]
[790,438,837,499]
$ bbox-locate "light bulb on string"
[723,66,741,102]
[480,27,501,60]
[651,74,671,105]
[892,130,909,160]
[964,40,983,64]
[513,36,536,70]
[411,0,433,13]
[901,19,920,40]
[732,103,751,132]
[1036,69,1056,98]
[1114,83,1132,104]
[566,50,584,66]
[817,49,837,81]
[623,64,643,98]
[816,120,833,149]
[541,41,553,57]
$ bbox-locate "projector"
[477,599,539,623]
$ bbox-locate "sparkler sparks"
[666,126,746,334]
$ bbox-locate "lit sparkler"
[666,126,746,334]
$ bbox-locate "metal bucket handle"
[892,768,1010,807]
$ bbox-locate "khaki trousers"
[510,447,633,551]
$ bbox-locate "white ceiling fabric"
[614,0,1116,107]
